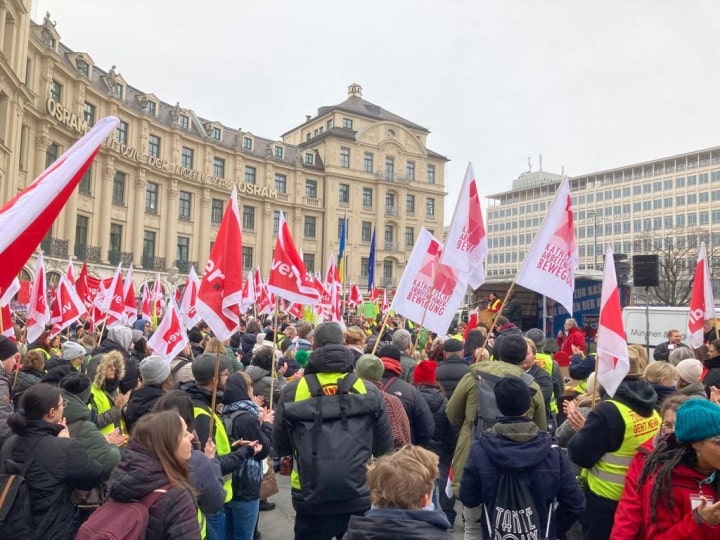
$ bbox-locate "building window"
[75,215,88,251]
[427,165,436,184]
[361,257,369,278]
[385,225,394,243]
[340,147,350,168]
[45,143,60,167]
[362,221,372,243]
[303,254,315,274]
[146,101,157,116]
[406,161,415,181]
[385,156,394,180]
[244,166,256,184]
[243,206,255,230]
[143,231,156,261]
[405,227,414,246]
[177,236,190,266]
[213,157,225,178]
[304,152,314,165]
[113,83,123,99]
[362,187,373,208]
[339,184,350,204]
[383,260,393,281]
[385,193,395,211]
[305,179,318,199]
[79,165,92,194]
[242,247,253,270]
[212,127,221,140]
[243,137,253,150]
[326,119,334,130]
[50,80,62,102]
[407,194,415,214]
[83,102,96,126]
[148,135,161,158]
[116,121,128,144]
[113,172,126,205]
[179,115,189,129]
[181,147,194,169]
[274,146,284,159]
[273,211,281,234]
[304,216,317,238]
[426,198,435,217]
[275,174,287,193]
[109,223,122,255]
[363,152,374,173]
[342,118,353,129]
[179,191,192,220]
[145,182,159,213]
[211,199,224,225]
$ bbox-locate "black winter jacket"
[380,372,435,447]
[224,408,271,501]
[435,356,469,399]
[416,385,456,465]
[569,353,596,381]
[107,440,201,539]
[703,356,720,395]
[4,420,103,539]
[123,384,166,433]
[346,508,453,539]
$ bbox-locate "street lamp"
[588,210,598,270]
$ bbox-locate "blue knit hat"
[675,399,720,443]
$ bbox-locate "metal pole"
[593,212,598,270]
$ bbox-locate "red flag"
[240,270,255,314]
[687,241,716,348]
[50,273,86,338]
[151,274,164,323]
[65,258,76,286]
[0,118,119,293]
[140,283,152,321]
[464,309,479,340]
[288,302,304,319]
[105,265,127,329]
[179,265,201,330]
[0,305,14,340]
[27,253,50,344]
[147,299,188,362]
[381,289,389,312]
[596,247,629,397]
[123,264,137,325]
[348,284,363,308]
[0,277,20,308]
[196,185,243,342]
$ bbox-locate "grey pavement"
[258,473,466,540]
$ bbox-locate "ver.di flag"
[687,241,716,348]
[390,228,467,336]
[26,252,50,345]
[147,298,188,363]
[515,177,578,315]
[50,273,86,338]
[441,163,488,289]
[0,117,119,293]
[596,247,629,397]
[179,265,201,330]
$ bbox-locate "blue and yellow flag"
[338,214,347,283]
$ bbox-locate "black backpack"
[472,371,535,436]
[0,436,44,539]
[282,373,381,505]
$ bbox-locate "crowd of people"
[0,312,720,540]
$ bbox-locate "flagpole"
[208,349,222,444]
[371,310,393,356]
[479,282,519,355]
[269,296,280,409]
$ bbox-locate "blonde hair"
[367,445,438,509]
[474,347,490,363]
[627,344,649,378]
[644,361,677,384]
[524,337,537,356]
[344,327,366,347]
[204,337,225,355]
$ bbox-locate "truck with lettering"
[622,306,720,351]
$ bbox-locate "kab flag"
[596,247,629,397]
[390,229,467,336]
[267,212,320,305]
[688,241,716,348]
[196,185,243,342]
[50,273,86,338]
[179,265,201,330]
[27,253,50,345]
[147,299,188,363]
[0,117,119,293]
[515,177,578,314]
[442,163,488,289]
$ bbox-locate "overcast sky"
[35,0,720,223]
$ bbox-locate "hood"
[224,372,251,402]
[304,344,354,375]
[608,378,658,416]
[381,357,403,375]
[127,385,165,413]
[479,419,552,470]
[245,365,269,383]
[107,440,170,501]
[107,327,133,350]
[133,319,150,331]
[62,389,92,422]
[93,350,126,388]
[363,507,450,529]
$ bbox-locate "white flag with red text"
[123,264,137,325]
[0,117,119,294]
[27,253,50,344]
[179,265,201,330]
[441,163,488,289]
[515,177,577,314]
[140,283,152,321]
[390,229,467,335]
[687,241,716,348]
[147,298,188,362]
[50,273,86,338]
[596,247,630,397]
[105,264,127,329]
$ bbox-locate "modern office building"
[0,8,447,291]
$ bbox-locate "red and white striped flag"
[596,247,629,397]
[240,270,255,314]
[687,242,716,348]
[27,253,50,344]
[105,264,127,329]
[0,117,119,293]
[179,265,201,330]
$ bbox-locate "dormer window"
[147,101,157,116]
[243,137,253,151]
[342,118,353,129]
[113,83,123,99]
[305,153,314,165]
[179,115,189,129]
[212,127,221,140]
[76,59,89,77]
[274,146,284,159]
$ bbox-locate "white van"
[622,306,719,351]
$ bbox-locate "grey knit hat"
[139,355,171,386]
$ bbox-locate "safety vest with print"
[289,372,369,491]
[535,353,558,413]
[194,406,233,503]
[587,400,661,501]
[90,385,125,435]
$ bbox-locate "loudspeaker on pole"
[632,254,660,287]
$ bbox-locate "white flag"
[27,253,50,344]
[147,298,188,363]
[179,265,201,330]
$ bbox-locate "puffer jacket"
[13,368,44,399]
[4,420,103,539]
[346,507,453,539]
[123,384,166,433]
[434,356,469,399]
[106,440,200,539]
[415,385,452,459]
[245,364,286,407]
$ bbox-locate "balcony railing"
[74,244,88,260]
[381,277,396,288]
[383,241,399,252]
[376,173,413,184]
[41,237,69,258]
[385,206,399,217]
[304,197,321,208]
[175,260,197,274]
[142,256,166,271]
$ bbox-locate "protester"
[13,349,45,401]
[170,342,195,384]
[0,336,21,437]
[557,318,586,359]
[435,339,469,399]
[391,329,417,381]
[675,358,707,398]
[344,326,366,365]
[90,350,129,435]
[246,346,287,408]
[124,355,174,433]
[4,382,103,538]
[462,330,485,365]
[643,361,679,409]
[501,291,523,329]
[702,338,720,394]
[45,340,87,372]
[89,326,139,393]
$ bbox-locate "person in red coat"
[632,399,720,539]
[557,318,586,358]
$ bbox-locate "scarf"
[221,399,259,416]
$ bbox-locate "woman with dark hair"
[4,382,103,538]
[463,328,486,364]
[246,346,286,407]
[702,339,720,395]
[105,411,202,539]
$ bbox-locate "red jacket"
[558,327,586,357]
[611,439,654,540]
[620,462,719,539]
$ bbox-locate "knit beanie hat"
[413,361,437,385]
[675,399,720,443]
[496,335,527,365]
[377,345,402,361]
[494,376,532,417]
[443,339,463,353]
[59,372,92,404]
[192,353,232,384]
[356,354,384,382]
[0,336,18,361]
[676,359,703,384]
[62,341,86,361]
[295,350,310,368]
[139,355,171,386]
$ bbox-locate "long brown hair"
[131,411,190,489]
